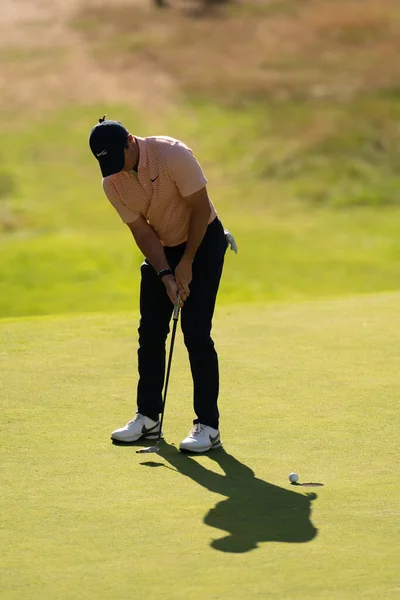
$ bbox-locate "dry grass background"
[0,0,175,112]
[78,0,400,103]
[1,0,399,114]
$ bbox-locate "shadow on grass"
[140,441,318,553]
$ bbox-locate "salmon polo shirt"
[102,136,217,247]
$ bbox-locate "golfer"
[89,116,237,452]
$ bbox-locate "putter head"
[136,445,160,454]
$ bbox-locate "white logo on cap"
[96,150,108,157]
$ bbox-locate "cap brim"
[98,149,125,177]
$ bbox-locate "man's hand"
[162,274,179,305]
[174,256,192,301]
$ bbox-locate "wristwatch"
[157,268,173,279]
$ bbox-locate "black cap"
[89,116,129,177]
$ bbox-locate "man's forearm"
[183,203,211,262]
[132,226,169,272]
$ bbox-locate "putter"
[136,294,181,454]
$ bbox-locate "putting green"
[1,293,399,599]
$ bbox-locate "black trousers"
[136,217,227,429]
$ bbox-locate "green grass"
[1,97,400,317]
[1,293,399,599]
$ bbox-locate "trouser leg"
[136,260,173,420]
[179,218,227,429]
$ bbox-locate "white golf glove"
[224,229,238,254]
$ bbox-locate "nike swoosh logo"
[209,433,220,446]
[142,423,159,435]
[151,175,159,182]
[96,150,107,157]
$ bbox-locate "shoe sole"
[179,440,222,454]
[111,431,162,443]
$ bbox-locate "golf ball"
[289,472,299,483]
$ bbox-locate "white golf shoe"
[179,423,222,453]
[111,413,161,443]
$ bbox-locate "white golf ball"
[289,472,299,483]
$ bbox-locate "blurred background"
[1,0,400,317]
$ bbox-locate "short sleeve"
[167,142,208,197]
[102,177,140,224]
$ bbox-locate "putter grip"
[173,295,181,321]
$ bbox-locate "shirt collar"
[135,137,147,170]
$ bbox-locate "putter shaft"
[136,295,181,455]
